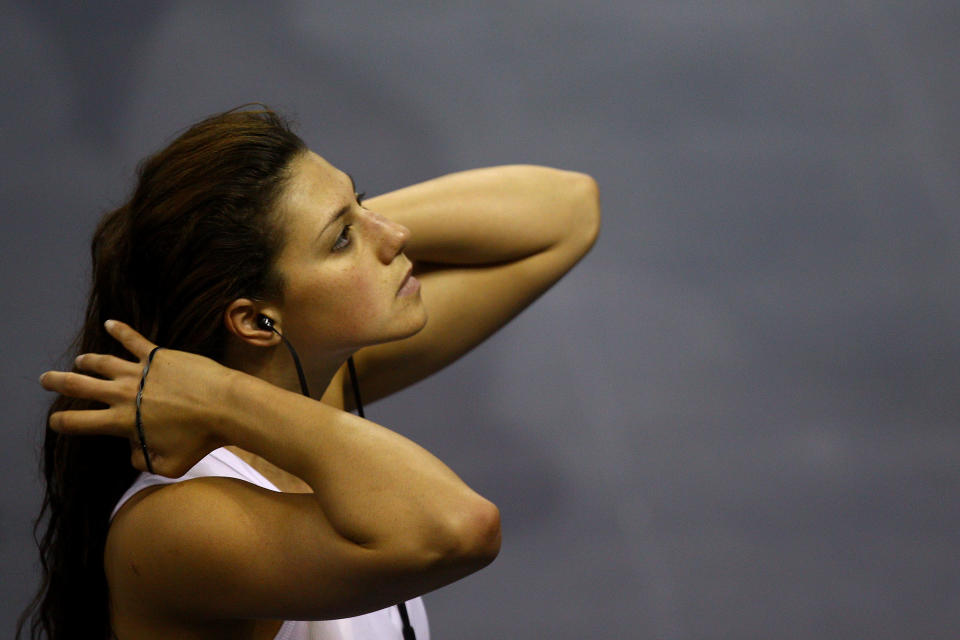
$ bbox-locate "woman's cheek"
[342,272,382,324]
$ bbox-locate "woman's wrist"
[215,369,276,449]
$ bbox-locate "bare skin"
[41,155,600,639]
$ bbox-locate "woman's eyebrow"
[315,173,358,242]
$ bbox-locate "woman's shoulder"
[103,466,298,624]
[107,473,279,560]
[105,473,291,639]
[105,449,282,607]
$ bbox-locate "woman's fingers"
[49,408,130,437]
[75,352,140,379]
[39,370,133,403]
[104,319,157,360]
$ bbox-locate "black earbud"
[257,314,275,331]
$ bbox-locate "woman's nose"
[367,209,410,262]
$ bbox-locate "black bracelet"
[135,346,161,474]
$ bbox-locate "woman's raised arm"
[345,165,600,405]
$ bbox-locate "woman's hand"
[39,320,231,477]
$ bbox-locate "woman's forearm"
[221,368,500,563]
[367,164,600,266]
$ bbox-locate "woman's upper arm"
[105,477,466,622]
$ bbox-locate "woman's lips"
[397,267,420,296]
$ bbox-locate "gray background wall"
[2,1,958,638]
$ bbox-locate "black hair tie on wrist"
[135,346,161,474]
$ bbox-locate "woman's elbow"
[575,172,602,249]
[461,497,502,567]
[434,496,501,572]
[555,170,601,256]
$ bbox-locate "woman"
[22,107,600,639]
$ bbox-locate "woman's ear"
[224,298,281,347]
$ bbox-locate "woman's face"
[268,151,426,357]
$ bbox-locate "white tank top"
[111,447,430,640]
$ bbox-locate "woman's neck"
[221,339,348,494]
[223,336,344,396]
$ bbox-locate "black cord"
[269,325,417,640]
[396,601,417,640]
[277,333,311,398]
[346,356,417,640]
[346,356,364,418]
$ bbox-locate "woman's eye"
[355,191,366,205]
[332,224,352,252]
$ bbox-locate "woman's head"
[92,106,307,360]
[239,150,425,364]
[94,107,425,370]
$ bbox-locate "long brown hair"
[18,107,307,639]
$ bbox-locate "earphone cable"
[267,321,417,640]
[277,332,310,398]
